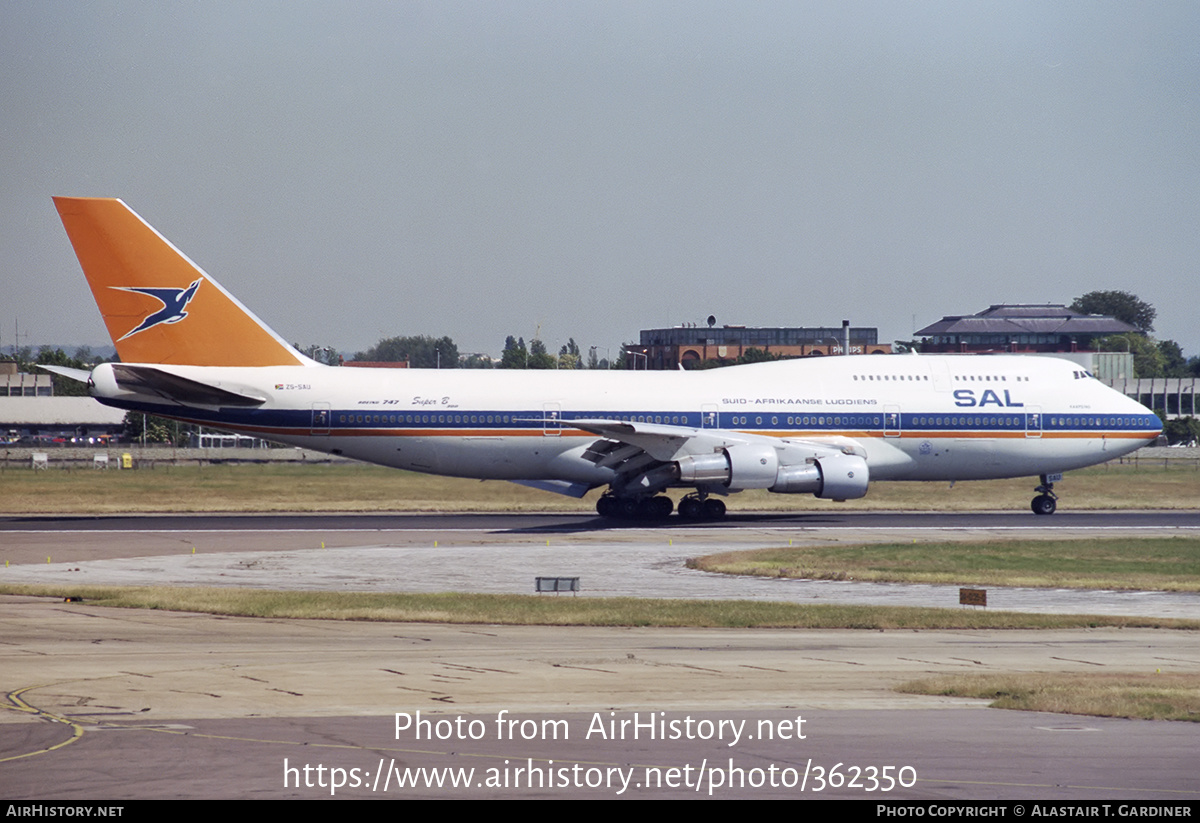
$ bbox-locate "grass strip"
[2,584,1197,630]
[688,537,1200,592]
[898,673,1200,722]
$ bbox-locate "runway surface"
[4,511,1199,619]
[5,509,1200,533]
[2,510,1198,800]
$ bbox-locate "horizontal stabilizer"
[37,364,92,384]
[109,364,267,408]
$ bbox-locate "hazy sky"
[3,1,1197,359]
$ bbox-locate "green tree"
[72,346,101,366]
[353,335,457,368]
[610,345,633,370]
[1070,291,1156,333]
[1158,340,1188,377]
[527,339,556,369]
[1096,334,1164,378]
[498,336,528,369]
[737,347,780,364]
[297,344,342,365]
[8,346,34,370]
[460,353,493,368]
[35,348,92,396]
[123,411,175,444]
[558,338,582,369]
[1162,417,1200,446]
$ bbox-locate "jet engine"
[676,444,869,500]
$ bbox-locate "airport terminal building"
[915,304,1137,353]
[0,366,125,444]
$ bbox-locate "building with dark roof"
[915,304,1137,353]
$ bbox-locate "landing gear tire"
[597,494,673,520]
[619,497,642,519]
[638,496,674,520]
[1031,494,1056,516]
[678,496,703,519]
[596,495,619,518]
[701,498,726,519]
[1031,474,1059,516]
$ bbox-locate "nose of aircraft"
[1123,391,1163,442]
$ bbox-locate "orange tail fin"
[53,197,306,367]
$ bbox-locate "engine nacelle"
[805,453,869,500]
[770,463,823,494]
[678,444,777,490]
[676,451,732,485]
[724,443,780,489]
[676,446,868,499]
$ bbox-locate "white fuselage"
[90,353,1160,493]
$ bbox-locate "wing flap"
[568,417,751,461]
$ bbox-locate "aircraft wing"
[568,417,867,497]
[568,417,861,461]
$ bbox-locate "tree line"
[1069,290,1199,379]
[350,334,611,370]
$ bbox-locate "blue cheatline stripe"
[107,399,1160,438]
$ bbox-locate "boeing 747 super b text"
[47,197,1162,519]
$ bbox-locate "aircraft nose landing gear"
[1031,474,1058,515]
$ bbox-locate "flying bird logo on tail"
[113,278,203,341]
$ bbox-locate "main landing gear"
[1031,474,1058,516]
[596,494,672,520]
[677,493,725,520]
[596,492,727,521]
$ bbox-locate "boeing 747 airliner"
[47,198,1162,518]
